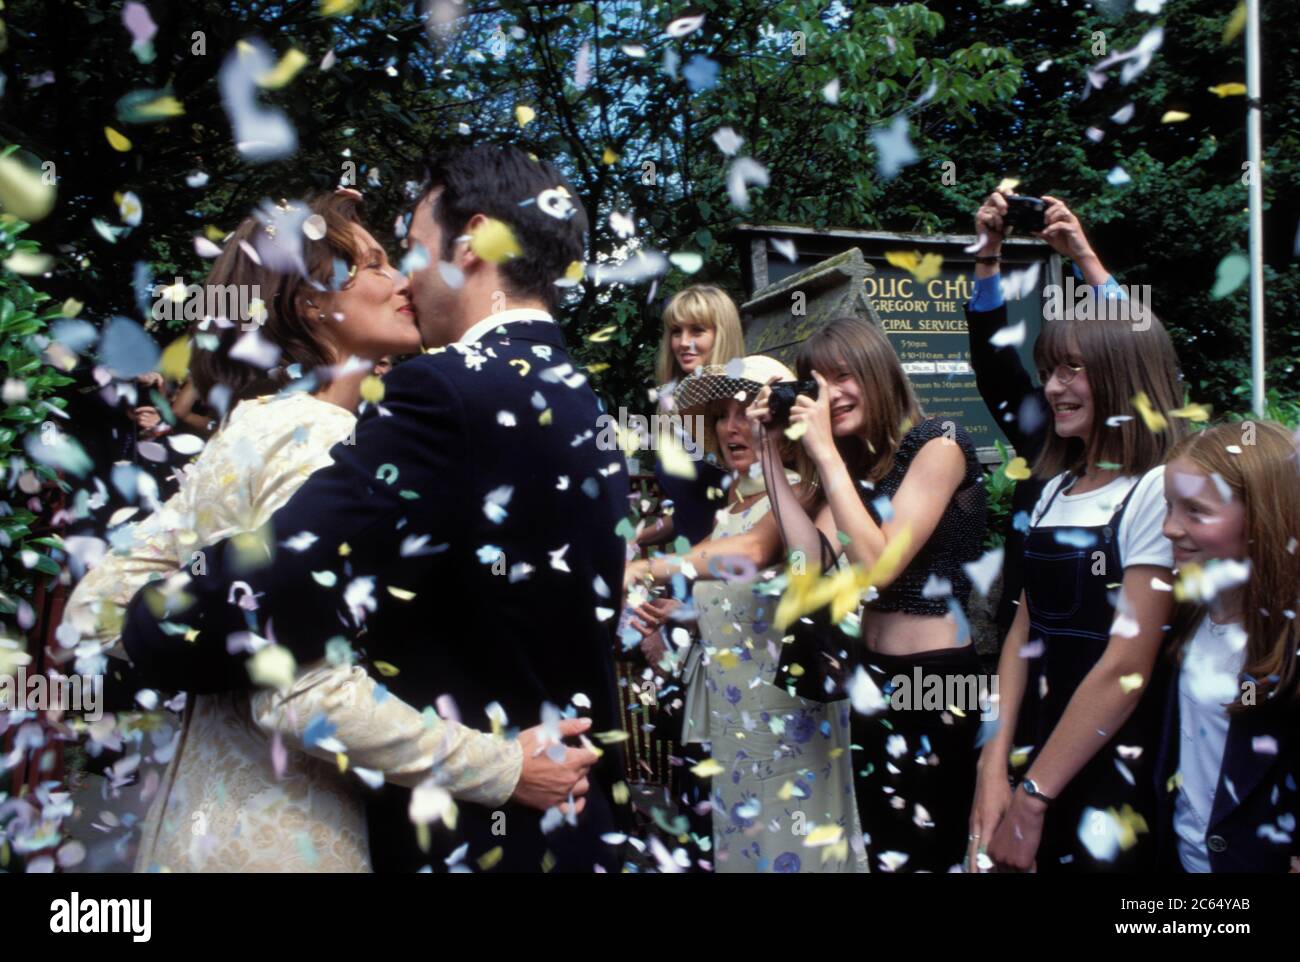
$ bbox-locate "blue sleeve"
[1070,263,1127,301]
[968,273,1004,313]
[1098,275,1127,302]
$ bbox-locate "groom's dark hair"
[417,144,588,313]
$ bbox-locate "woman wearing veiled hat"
[626,356,865,873]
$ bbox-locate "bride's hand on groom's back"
[511,717,600,814]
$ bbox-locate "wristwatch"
[1020,778,1055,805]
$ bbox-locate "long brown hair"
[654,284,745,386]
[796,316,923,485]
[1032,312,1187,478]
[1167,420,1300,713]
[190,191,372,411]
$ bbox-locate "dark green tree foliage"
[0,214,74,618]
[0,0,1292,419]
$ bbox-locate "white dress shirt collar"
[457,308,554,346]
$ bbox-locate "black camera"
[767,379,819,426]
[1003,194,1048,234]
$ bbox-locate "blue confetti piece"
[303,713,337,748]
[872,495,894,522]
[946,597,972,644]
[974,717,1002,749]
[1012,510,1032,534]
[373,683,389,705]
[683,55,720,92]
[99,316,160,379]
[1053,528,1097,548]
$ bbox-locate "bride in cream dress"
[63,193,520,872]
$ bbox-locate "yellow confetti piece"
[587,324,618,343]
[1118,672,1145,694]
[468,217,522,263]
[612,781,630,805]
[657,427,697,480]
[158,337,192,382]
[387,586,416,601]
[539,408,553,426]
[777,780,796,801]
[508,358,530,377]
[1222,1,1247,44]
[134,95,185,120]
[204,225,227,242]
[0,152,56,223]
[788,662,805,677]
[564,260,585,282]
[1169,402,1211,422]
[320,0,358,16]
[1113,804,1149,850]
[594,729,630,744]
[783,420,808,442]
[515,105,536,127]
[477,846,504,870]
[584,363,608,375]
[338,542,351,557]
[5,251,52,275]
[258,49,309,89]
[1003,456,1031,481]
[860,524,913,599]
[61,298,83,318]
[373,660,400,677]
[715,649,739,670]
[105,127,132,152]
[996,177,1021,193]
[775,565,854,632]
[360,375,384,404]
[247,644,297,691]
[1166,771,1183,793]
[803,824,844,847]
[1131,392,1168,432]
[1161,110,1191,123]
[1208,82,1247,98]
[885,250,943,283]
[541,850,556,872]
[602,147,619,164]
[335,752,348,773]
[691,758,724,778]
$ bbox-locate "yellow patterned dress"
[63,392,522,872]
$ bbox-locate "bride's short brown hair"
[190,191,372,412]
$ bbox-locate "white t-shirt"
[1030,466,1174,570]
[1174,615,1248,872]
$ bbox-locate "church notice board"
[733,225,1062,464]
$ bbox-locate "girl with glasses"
[971,306,1188,872]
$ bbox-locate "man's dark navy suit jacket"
[121,319,630,872]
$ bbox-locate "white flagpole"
[1246,0,1266,416]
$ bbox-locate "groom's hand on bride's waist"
[510,717,600,814]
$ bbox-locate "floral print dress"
[684,488,866,873]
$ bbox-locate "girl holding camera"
[748,317,989,873]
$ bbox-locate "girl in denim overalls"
[971,311,1188,872]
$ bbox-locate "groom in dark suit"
[120,145,631,872]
